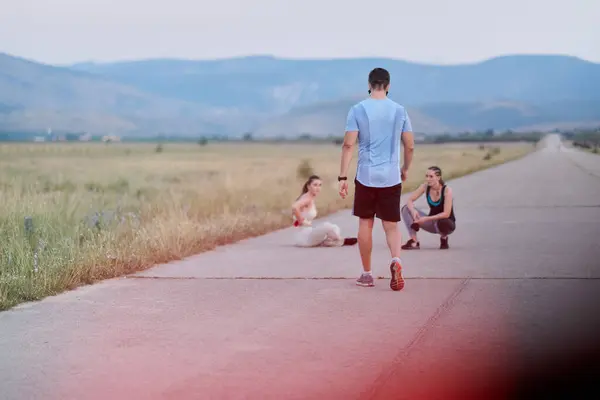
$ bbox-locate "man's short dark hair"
[368,68,390,90]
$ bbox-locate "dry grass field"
[0,140,536,310]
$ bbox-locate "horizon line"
[1,51,597,68]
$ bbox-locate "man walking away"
[338,67,415,291]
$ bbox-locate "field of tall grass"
[0,140,535,310]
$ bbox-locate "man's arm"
[338,107,359,198]
[402,110,415,175]
[339,106,359,178]
[340,130,358,178]
[402,131,414,172]
[401,109,415,179]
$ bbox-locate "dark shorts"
[352,179,402,222]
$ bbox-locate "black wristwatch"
[338,176,347,181]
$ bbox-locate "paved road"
[1,135,599,399]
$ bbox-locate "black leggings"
[401,205,456,236]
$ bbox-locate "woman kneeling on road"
[401,166,456,250]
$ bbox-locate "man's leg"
[377,183,403,258]
[376,183,405,291]
[358,217,374,271]
[352,179,376,287]
[381,220,400,259]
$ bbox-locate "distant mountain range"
[1,52,600,137]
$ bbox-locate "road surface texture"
[1,135,599,399]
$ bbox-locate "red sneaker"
[390,260,405,291]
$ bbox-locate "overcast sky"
[1,0,598,65]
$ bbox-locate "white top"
[294,202,317,227]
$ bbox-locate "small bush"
[155,144,163,153]
[297,159,314,179]
[106,178,129,194]
[84,182,104,192]
[39,179,76,193]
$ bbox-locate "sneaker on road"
[390,260,405,291]
[356,273,374,287]
[440,237,449,249]
[401,239,420,250]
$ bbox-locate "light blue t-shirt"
[345,97,413,188]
